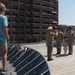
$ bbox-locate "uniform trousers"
[68,43,73,54]
[56,42,62,54]
[47,44,53,60]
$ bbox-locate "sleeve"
[3,16,8,27]
[72,31,75,41]
[52,32,55,36]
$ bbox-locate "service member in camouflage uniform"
[56,27,64,54]
[45,26,56,61]
[66,27,75,55]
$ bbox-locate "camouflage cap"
[68,27,72,29]
[47,26,53,30]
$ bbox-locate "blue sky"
[59,0,75,26]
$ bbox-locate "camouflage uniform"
[56,31,64,54]
[66,30,75,54]
[45,26,55,61]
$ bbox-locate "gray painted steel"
[7,44,51,75]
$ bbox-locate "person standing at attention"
[45,26,56,61]
[66,27,75,55]
[0,2,9,71]
[56,27,64,55]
